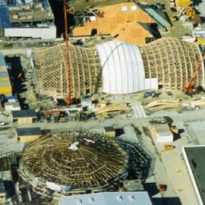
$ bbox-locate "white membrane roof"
[96,41,146,94]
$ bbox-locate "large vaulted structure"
[34,37,204,100]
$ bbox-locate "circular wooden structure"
[19,131,128,198]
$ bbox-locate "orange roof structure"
[72,2,155,45]
[111,22,154,46]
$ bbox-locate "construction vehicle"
[158,184,167,192]
[143,91,159,98]
[43,109,68,122]
[171,15,178,21]
[63,0,72,104]
[196,38,205,46]
[149,118,167,124]
[184,54,205,94]
[44,110,66,117]
[163,144,174,150]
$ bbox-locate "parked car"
[144,91,159,98]
[149,118,167,124]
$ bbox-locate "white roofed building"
[96,41,157,94]
[59,192,152,205]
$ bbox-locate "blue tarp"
[0,4,11,28]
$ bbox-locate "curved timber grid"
[117,138,151,180]
[34,37,204,99]
[34,44,102,99]
[141,37,204,90]
[19,131,128,199]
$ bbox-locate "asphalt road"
[7,107,205,131]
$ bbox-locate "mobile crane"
[184,54,205,94]
[63,0,72,104]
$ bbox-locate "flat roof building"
[16,127,41,143]
[182,146,205,205]
[138,3,171,31]
[104,126,115,137]
[152,124,173,144]
[12,109,37,124]
[4,101,21,111]
[2,0,56,39]
[59,192,152,205]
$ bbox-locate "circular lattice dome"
[19,131,128,197]
[141,37,204,90]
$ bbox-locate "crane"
[63,0,72,104]
[184,54,205,94]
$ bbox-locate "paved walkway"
[161,149,199,205]
[132,104,147,118]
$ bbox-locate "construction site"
[19,131,128,202]
[1,0,205,205]
[33,37,203,101]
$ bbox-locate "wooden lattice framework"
[19,131,128,199]
[34,38,204,99]
[34,43,101,99]
[141,37,204,90]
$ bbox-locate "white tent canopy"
[96,41,148,94]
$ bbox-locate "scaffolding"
[19,131,128,199]
[34,37,204,99]
[117,137,151,180]
[34,44,101,100]
[141,37,203,90]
